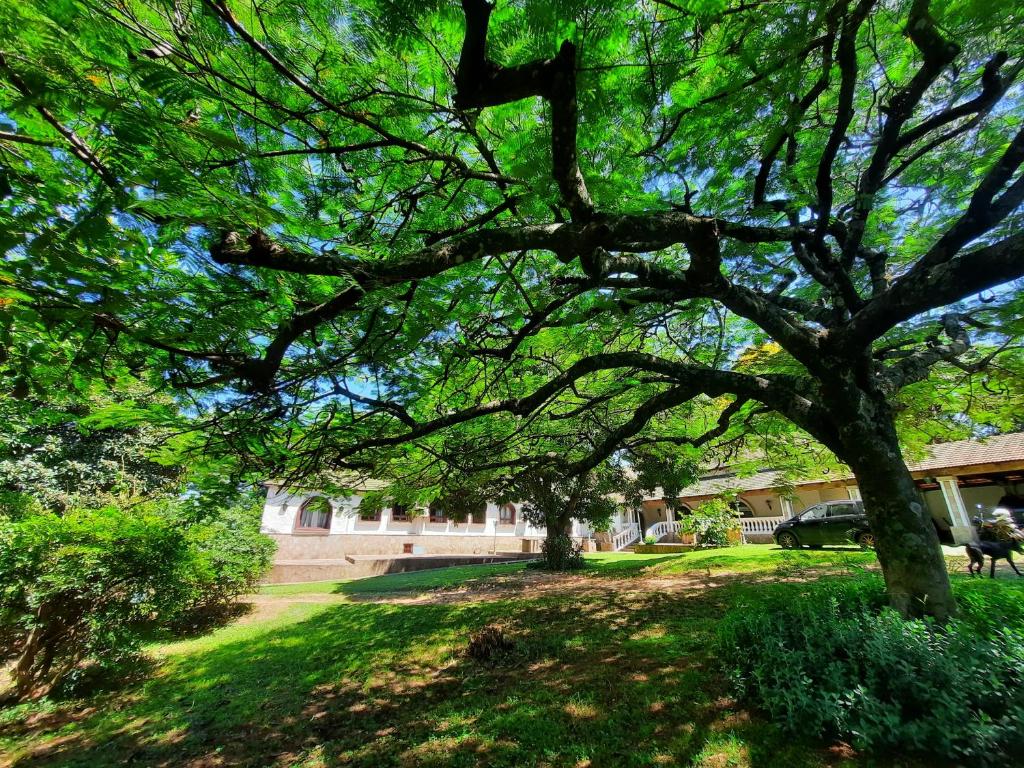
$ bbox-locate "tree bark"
[542,510,577,570]
[829,390,956,621]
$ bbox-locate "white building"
[261,432,1024,581]
[260,482,614,582]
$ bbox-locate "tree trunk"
[838,410,956,621]
[13,619,47,698]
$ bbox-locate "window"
[730,499,754,518]
[468,501,487,525]
[296,497,332,531]
[498,503,516,524]
[391,503,410,522]
[428,503,446,523]
[827,503,858,518]
[358,505,381,522]
[801,504,826,520]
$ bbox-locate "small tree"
[0,502,275,700]
[681,498,741,548]
[0,507,195,698]
[515,469,618,570]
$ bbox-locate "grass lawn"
[0,545,989,768]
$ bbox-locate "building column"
[846,486,861,501]
[779,497,794,519]
[937,476,974,545]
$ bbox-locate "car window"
[827,503,858,518]
[801,505,826,520]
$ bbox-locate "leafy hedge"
[717,576,1024,763]
[0,501,274,699]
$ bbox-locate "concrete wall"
[271,532,535,560]
[266,552,540,584]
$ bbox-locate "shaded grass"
[1,546,986,768]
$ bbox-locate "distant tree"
[3,0,1024,618]
[514,468,617,570]
[0,395,181,513]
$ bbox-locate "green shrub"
[681,498,740,547]
[717,576,1024,763]
[0,502,275,699]
[180,501,277,610]
[0,507,198,698]
[535,532,585,571]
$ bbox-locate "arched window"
[467,500,487,525]
[296,497,332,531]
[391,503,410,522]
[428,502,447,523]
[498,503,517,525]
[730,499,754,518]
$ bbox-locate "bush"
[0,507,198,698]
[0,502,274,699]
[537,532,585,571]
[180,501,277,610]
[681,498,740,547]
[717,576,1024,763]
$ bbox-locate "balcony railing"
[740,516,785,535]
[644,520,683,542]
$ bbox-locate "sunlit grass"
[2,546,969,768]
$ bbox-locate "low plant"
[680,498,740,547]
[717,576,1024,764]
[643,534,657,545]
[466,624,516,665]
[536,532,585,571]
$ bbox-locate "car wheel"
[777,531,799,549]
[856,531,875,549]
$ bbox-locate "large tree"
[2,0,1024,618]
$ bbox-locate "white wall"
[260,485,361,535]
[261,489,548,538]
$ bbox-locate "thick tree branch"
[328,351,832,464]
[846,233,1024,344]
[454,0,593,220]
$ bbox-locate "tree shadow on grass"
[4,582,901,768]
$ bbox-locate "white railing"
[740,516,785,535]
[611,523,641,551]
[645,520,683,542]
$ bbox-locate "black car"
[772,500,873,549]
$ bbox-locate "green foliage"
[0,506,197,698]
[718,577,1024,763]
[680,498,740,547]
[0,393,183,514]
[536,531,586,571]
[0,501,274,699]
[516,468,617,569]
[178,499,277,610]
